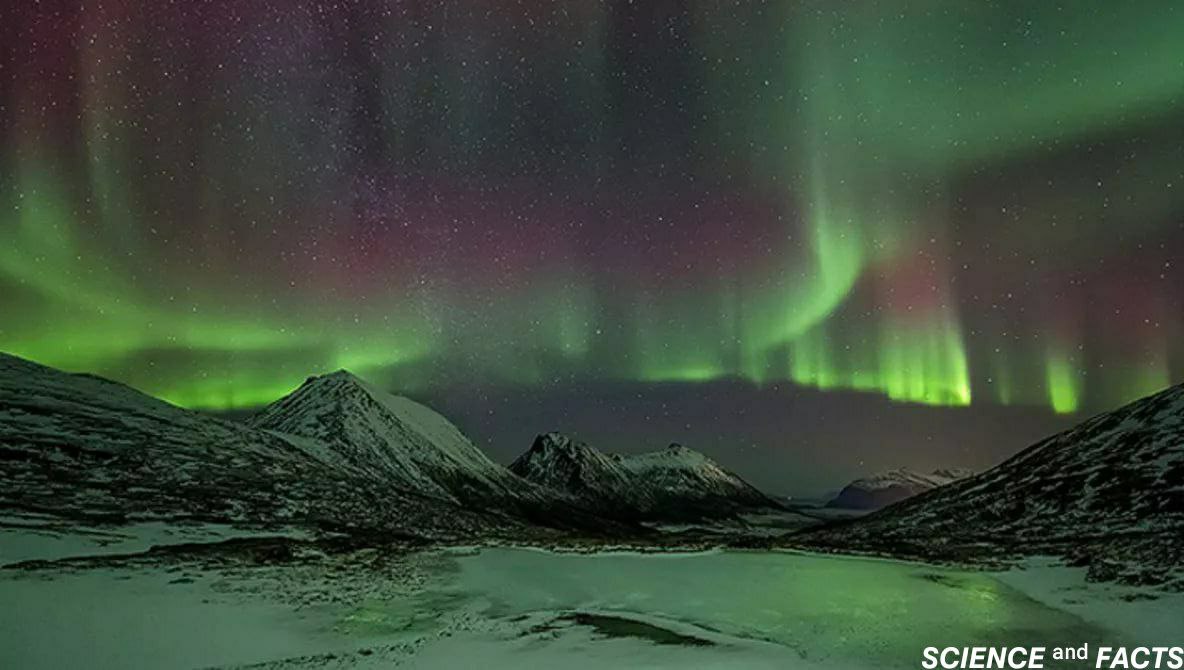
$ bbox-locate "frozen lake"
[409,548,1114,669]
[1,545,1175,669]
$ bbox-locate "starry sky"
[2,1,1182,492]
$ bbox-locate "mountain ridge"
[826,467,974,510]
[0,353,605,540]
[509,431,782,521]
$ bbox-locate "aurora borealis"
[2,1,1182,427]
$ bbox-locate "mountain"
[0,354,610,542]
[618,444,777,510]
[510,432,781,521]
[826,467,973,510]
[507,433,634,504]
[250,371,525,506]
[799,383,1184,587]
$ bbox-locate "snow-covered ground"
[0,546,1176,669]
[995,556,1184,644]
[0,517,316,565]
[0,567,345,669]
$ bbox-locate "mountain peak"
[319,368,359,380]
[252,370,512,504]
[299,369,372,395]
[528,432,596,456]
[322,368,366,382]
[534,431,573,449]
[627,442,710,467]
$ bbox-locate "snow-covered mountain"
[508,433,634,502]
[826,467,974,510]
[800,383,1184,587]
[510,432,781,520]
[250,371,525,506]
[0,354,609,541]
[619,444,776,507]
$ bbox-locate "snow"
[846,468,968,491]
[620,445,712,469]
[363,381,498,472]
[0,520,315,565]
[994,557,1184,644]
[0,567,348,669]
[647,509,816,536]
[2,546,1155,670]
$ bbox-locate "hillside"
[799,383,1184,587]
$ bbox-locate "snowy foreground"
[2,529,1181,670]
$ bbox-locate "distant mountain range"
[0,354,777,545]
[826,467,974,510]
[509,432,782,521]
[798,382,1184,588]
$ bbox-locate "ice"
[432,548,1115,668]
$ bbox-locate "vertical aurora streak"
[1046,354,1081,415]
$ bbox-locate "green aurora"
[2,0,1181,413]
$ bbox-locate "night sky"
[2,1,1182,493]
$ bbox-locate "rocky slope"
[826,467,973,510]
[510,432,781,521]
[799,383,1184,588]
